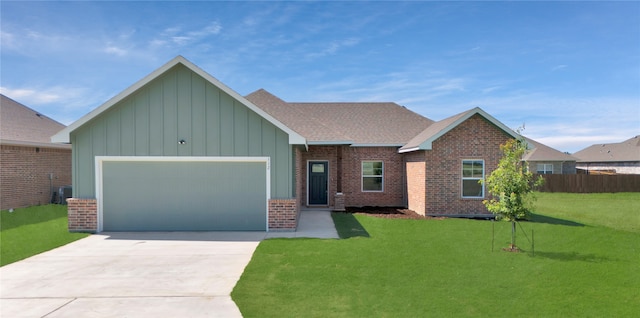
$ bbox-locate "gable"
[399,107,518,153]
[69,63,295,199]
[52,56,304,145]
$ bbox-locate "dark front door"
[308,161,328,205]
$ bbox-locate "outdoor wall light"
[178,139,187,145]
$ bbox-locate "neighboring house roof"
[399,107,519,152]
[0,94,70,149]
[573,135,640,162]
[522,138,577,162]
[247,89,434,146]
[51,56,306,145]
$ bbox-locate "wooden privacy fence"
[535,174,640,193]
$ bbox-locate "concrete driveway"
[0,210,338,317]
[0,231,264,318]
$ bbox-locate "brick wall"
[405,151,426,215]
[299,146,339,207]
[268,199,298,230]
[341,146,405,207]
[67,198,97,232]
[1,145,71,210]
[298,145,406,208]
[423,114,512,215]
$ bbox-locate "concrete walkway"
[0,210,337,318]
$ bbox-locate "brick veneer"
[421,114,512,215]
[1,145,71,210]
[268,199,298,230]
[67,198,98,232]
[405,151,426,215]
[298,145,405,209]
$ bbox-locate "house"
[0,94,72,210]
[54,56,551,232]
[573,136,640,174]
[522,138,577,174]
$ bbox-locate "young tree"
[482,136,544,251]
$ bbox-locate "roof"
[246,89,434,146]
[573,136,640,162]
[51,56,305,145]
[399,107,519,152]
[0,94,70,149]
[522,138,577,162]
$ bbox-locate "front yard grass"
[0,204,89,266]
[232,192,640,317]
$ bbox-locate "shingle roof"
[246,89,434,145]
[0,94,67,146]
[522,138,577,162]
[573,136,640,162]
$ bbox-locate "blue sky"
[1,1,638,153]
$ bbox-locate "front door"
[308,161,328,205]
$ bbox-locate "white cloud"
[552,64,568,71]
[0,85,110,124]
[104,45,128,57]
[306,38,361,58]
[0,87,61,104]
[151,22,222,48]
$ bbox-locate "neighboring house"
[0,94,71,210]
[573,136,640,174]
[53,56,553,232]
[523,138,577,174]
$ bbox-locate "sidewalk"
[266,210,339,239]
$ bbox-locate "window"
[362,161,383,191]
[537,164,553,174]
[462,160,484,198]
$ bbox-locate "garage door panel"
[102,160,267,231]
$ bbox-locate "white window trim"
[461,159,485,198]
[537,163,554,174]
[362,160,384,192]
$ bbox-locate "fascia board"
[306,140,354,145]
[1,139,72,149]
[398,146,420,153]
[350,143,404,147]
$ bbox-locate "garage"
[97,157,269,231]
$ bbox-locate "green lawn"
[232,193,640,317]
[0,204,89,266]
[534,192,640,232]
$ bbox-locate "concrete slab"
[1,232,259,318]
[267,210,339,239]
[0,210,339,317]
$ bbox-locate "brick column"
[333,192,345,211]
[268,199,298,231]
[67,198,98,233]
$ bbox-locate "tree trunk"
[511,220,516,249]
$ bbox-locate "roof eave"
[351,143,404,147]
[1,139,72,149]
[398,146,422,153]
[307,140,354,145]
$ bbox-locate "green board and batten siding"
[71,64,294,200]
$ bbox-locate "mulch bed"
[344,207,446,220]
